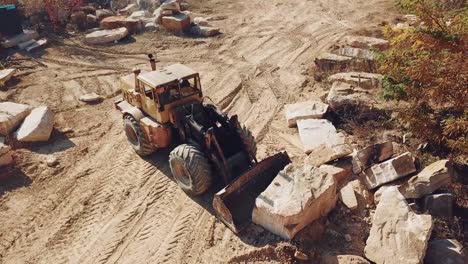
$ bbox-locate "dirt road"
[0,0,397,263]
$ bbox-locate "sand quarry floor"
[0,0,399,263]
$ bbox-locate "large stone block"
[160,0,181,12]
[425,239,468,264]
[252,164,337,239]
[161,13,191,32]
[356,141,393,169]
[342,36,389,51]
[284,101,328,127]
[314,53,353,73]
[305,143,353,167]
[100,16,141,34]
[1,30,39,48]
[16,106,54,142]
[363,152,416,189]
[365,187,433,264]
[399,160,452,199]
[96,9,114,20]
[333,47,376,61]
[84,28,129,45]
[297,119,346,154]
[0,102,31,136]
[327,72,383,90]
[326,82,373,114]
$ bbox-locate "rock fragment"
[189,25,220,37]
[16,106,54,142]
[305,143,353,167]
[0,30,39,48]
[339,181,358,210]
[364,187,433,264]
[297,119,346,154]
[0,102,31,136]
[161,13,191,32]
[399,160,452,199]
[355,141,393,169]
[252,164,337,239]
[79,92,103,102]
[362,152,416,189]
[284,101,328,127]
[84,28,128,45]
[0,68,16,86]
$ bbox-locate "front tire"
[124,115,155,156]
[169,144,212,196]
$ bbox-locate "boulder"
[189,25,220,37]
[297,119,346,154]
[161,13,191,32]
[86,14,97,26]
[355,141,393,170]
[0,68,16,86]
[1,30,39,48]
[129,10,151,20]
[252,164,337,239]
[423,193,454,217]
[96,9,114,20]
[0,102,31,136]
[398,160,452,199]
[79,92,103,102]
[160,0,181,12]
[363,152,416,189]
[339,181,358,210]
[326,82,373,114]
[342,36,389,51]
[119,4,139,15]
[16,106,54,142]
[71,11,87,30]
[85,28,129,45]
[364,187,433,264]
[100,16,141,34]
[305,143,353,167]
[25,39,48,52]
[332,47,376,61]
[425,239,468,264]
[314,53,353,73]
[284,100,328,127]
[327,72,383,90]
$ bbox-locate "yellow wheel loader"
[115,54,290,233]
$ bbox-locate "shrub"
[379,0,467,161]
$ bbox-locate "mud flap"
[212,152,291,233]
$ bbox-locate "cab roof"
[138,64,198,88]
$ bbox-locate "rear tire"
[169,144,212,196]
[124,115,155,156]
[238,124,257,157]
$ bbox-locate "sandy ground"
[0,0,399,263]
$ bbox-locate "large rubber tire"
[169,144,212,196]
[124,115,155,156]
[238,124,257,157]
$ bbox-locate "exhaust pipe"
[148,53,156,71]
[133,68,141,92]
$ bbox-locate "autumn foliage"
[379,0,467,161]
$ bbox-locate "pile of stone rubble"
[249,28,466,263]
[75,0,220,45]
[0,102,54,169]
[0,29,48,52]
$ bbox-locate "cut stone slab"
[320,162,352,186]
[425,239,468,264]
[326,82,373,113]
[363,152,416,189]
[424,193,454,217]
[284,100,328,127]
[1,30,39,48]
[315,53,353,73]
[364,186,433,264]
[305,143,353,167]
[25,39,48,52]
[100,16,141,34]
[0,69,16,85]
[339,181,358,210]
[342,36,389,51]
[189,25,220,37]
[16,106,54,142]
[96,9,114,20]
[0,102,31,136]
[333,47,376,61]
[297,119,346,154]
[327,72,383,90]
[84,28,129,45]
[252,164,337,240]
[356,141,393,170]
[161,13,191,32]
[399,160,452,199]
[119,4,138,15]
[79,92,103,102]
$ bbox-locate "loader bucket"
[212,152,291,233]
